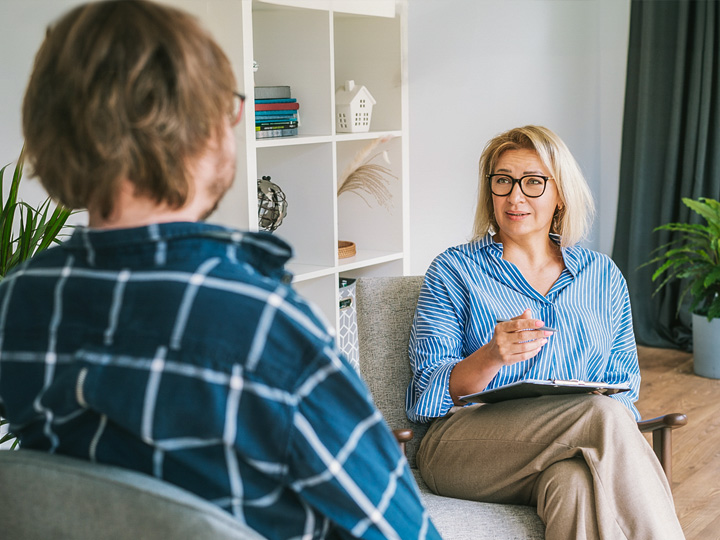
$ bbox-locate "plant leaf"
[0,146,72,279]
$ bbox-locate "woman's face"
[491,148,560,242]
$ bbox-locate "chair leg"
[637,413,686,485]
[652,427,672,484]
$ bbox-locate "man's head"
[22,0,238,221]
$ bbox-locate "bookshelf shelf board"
[335,130,402,142]
[255,134,334,147]
[337,249,404,272]
[287,262,337,283]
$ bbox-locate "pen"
[496,318,559,333]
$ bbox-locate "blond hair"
[472,125,595,247]
[22,0,236,219]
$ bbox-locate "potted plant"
[647,196,720,378]
[0,148,73,449]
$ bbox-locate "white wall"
[1,1,85,209]
[0,0,630,273]
[407,0,631,275]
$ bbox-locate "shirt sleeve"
[288,343,441,540]
[406,254,467,423]
[604,264,642,420]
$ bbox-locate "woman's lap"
[416,394,643,504]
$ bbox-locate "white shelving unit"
[167,0,409,333]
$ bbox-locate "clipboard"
[459,379,631,404]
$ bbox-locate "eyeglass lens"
[489,175,547,197]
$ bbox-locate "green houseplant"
[0,148,73,448]
[647,196,720,378]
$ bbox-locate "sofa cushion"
[413,470,545,539]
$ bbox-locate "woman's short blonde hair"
[472,125,595,247]
[22,0,236,219]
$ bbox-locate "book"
[255,102,300,111]
[255,98,297,104]
[459,379,631,404]
[254,86,291,99]
[256,127,298,139]
[255,116,298,126]
[255,116,298,123]
[255,109,298,116]
[256,121,299,131]
[255,112,298,120]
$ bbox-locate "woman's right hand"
[448,309,554,404]
[487,309,553,368]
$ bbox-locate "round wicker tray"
[338,240,356,259]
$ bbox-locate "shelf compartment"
[336,135,404,254]
[333,11,403,133]
[257,143,335,268]
[291,273,338,329]
[253,4,333,137]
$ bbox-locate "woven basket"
[338,240,356,259]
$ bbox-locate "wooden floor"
[636,346,720,540]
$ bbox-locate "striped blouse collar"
[469,233,582,278]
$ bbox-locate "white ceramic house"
[335,80,376,133]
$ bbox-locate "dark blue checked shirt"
[408,234,641,423]
[0,222,439,540]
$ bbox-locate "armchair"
[355,276,686,539]
[0,449,267,540]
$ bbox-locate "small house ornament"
[335,80,376,133]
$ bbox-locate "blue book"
[255,110,298,116]
[255,98,297,104]
[256,117,297,123]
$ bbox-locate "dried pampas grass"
[337,135,397,211]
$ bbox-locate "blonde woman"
[408,126,684,540]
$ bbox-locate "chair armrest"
[637,413,687,433]
[393,429,414,457]
[636,413,687,484]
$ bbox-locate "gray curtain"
[613,0,720,350]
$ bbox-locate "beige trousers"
[416,394,685,540]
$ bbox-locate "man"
[0,2,440,539]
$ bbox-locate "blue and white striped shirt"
[407,234,641,423]
[0,222,439,540]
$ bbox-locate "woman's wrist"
[449,345,502,404]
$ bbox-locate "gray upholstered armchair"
[0,449,267,540]
[355,276,686,540]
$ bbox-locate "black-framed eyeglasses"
[231,92,245,126]
[487,174,551,198]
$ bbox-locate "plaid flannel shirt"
[0,222,439,540]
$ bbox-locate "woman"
[407,126,684,540]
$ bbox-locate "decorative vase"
[691,313,720,379]
[257,176,287,232]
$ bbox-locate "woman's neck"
[495,231,564,295]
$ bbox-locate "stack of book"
[255,86,299,139]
